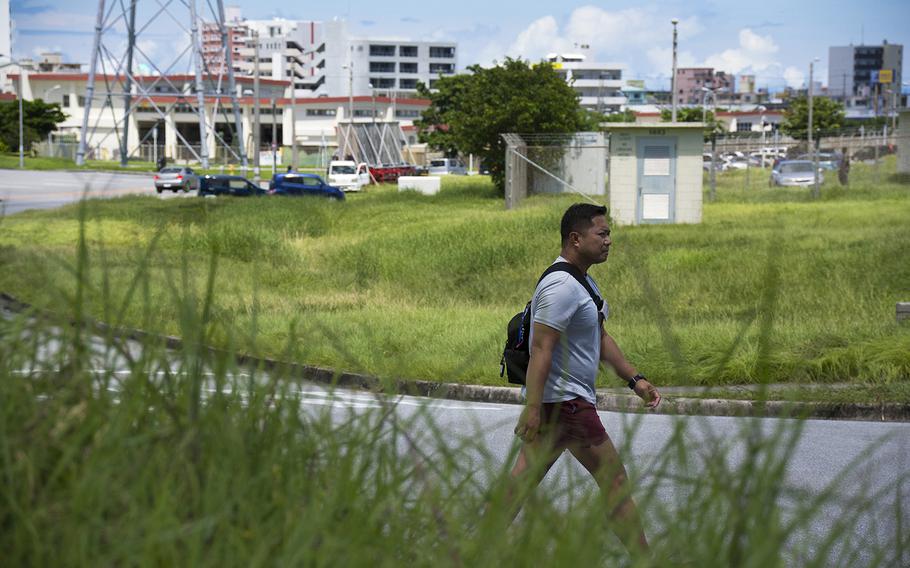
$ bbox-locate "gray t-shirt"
[528,257,609,405]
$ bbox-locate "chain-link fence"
[705,126,908,192]
[503,132,608,209]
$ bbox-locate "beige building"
[603,123,704,225]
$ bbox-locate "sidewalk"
[2,292,908,423]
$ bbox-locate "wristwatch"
[627,374,646,390]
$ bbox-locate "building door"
[636,137,676,224]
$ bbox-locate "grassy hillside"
[1,158,908,396]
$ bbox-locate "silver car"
[769,160,824,187]
[427,158,467,176]
[154,166,200,193]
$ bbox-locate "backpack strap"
[537,261,605,319]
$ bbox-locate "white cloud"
[500,6,702,65]
[703,29,779,75]
[783,66,805,89]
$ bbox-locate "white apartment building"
[1,0,12,91]
[547,53,626,113]
[218,13,457,99]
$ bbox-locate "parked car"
[723,156,750,170]
[197,175,267,197]
[769,160,824,187]
[154,167,199,193]
[796,152,842,171]
[268,173,345,200]
[702,153,728,171]
[427,158,467,175]
[327,160,370,191]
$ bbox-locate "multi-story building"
[829,40,903,100]
[10,71,430,163]
[675,67,733,104]
[203,11,457,100]
[1,0,12,92]
[547,53,626,113]
[737,74,755,94]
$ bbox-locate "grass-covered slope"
[1,160,908,393]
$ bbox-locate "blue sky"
[10,0,910,91]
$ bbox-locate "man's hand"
[633,379,661,409]
[514,404,542,443]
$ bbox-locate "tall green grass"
[1,224,907,565]
[0,159,908,398]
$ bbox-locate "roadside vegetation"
[0,156,908,402]
[0,153,324,177]
[1,278,906,566]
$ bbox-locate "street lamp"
[43,84,62,156]
[671,18,679,122]
[1,59,26,168]
[808,57,820,198]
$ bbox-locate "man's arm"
[600,329,661,408]
[513,322,560,443]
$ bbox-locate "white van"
[427,158,467,176]
[327,161,371,192]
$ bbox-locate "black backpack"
[500,262,604,385]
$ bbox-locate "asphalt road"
[0,168,188,215]
[4,305,908,565]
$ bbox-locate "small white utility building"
[603,123,704,225]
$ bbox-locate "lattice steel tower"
[76,0,247,169]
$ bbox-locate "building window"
[369,44,395,57]
[369,61,396,73]
[306,108,336,116]
[370,77,395,88]
[395,109,421,118]
[429,46,455,58]
[399,62,418,74]
[398,78,418,89]
[78,96,86,107]
[736,121,753,132]
[353,109,378,117]
[429,63,454,74]
[63,94,71,107]
[399,45,418,57]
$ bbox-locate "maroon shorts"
[539,397,608,449]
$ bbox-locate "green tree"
[0,99,67,152]
[416,58,595,194]
[602,108,637,123]
[781,96,845,140]
[660,106,724,138]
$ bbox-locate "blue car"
[269,173,345,201]
[198,175,267,197]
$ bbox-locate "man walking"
[509,203,661,556]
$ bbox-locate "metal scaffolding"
[76,0,247,169]
[335,121,407,165]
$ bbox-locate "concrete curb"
[2,292,908,423]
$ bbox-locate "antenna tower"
[75,0,248,169]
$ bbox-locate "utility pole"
[671,18,679,122]
[253,29,261,183]
[271,97,276,176]
[17,72,24,168]
[808,58,819,199]
[290,75,297,171]
[369,82,376,124]
[348,45,354,124]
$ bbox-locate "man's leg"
[503,439,564,522]
[569,438,649,556]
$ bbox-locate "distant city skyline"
[9,0,910,91]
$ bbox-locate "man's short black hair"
[560,203,608,245]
